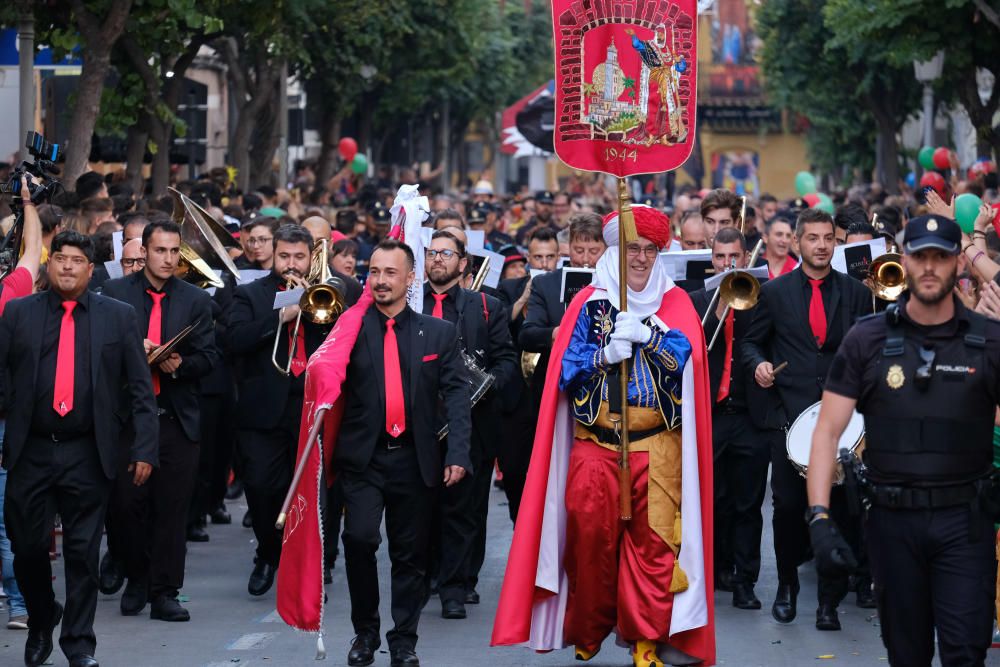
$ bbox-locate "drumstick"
[772,361,789,376]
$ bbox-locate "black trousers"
[712,410,769,585]
[208,388,237,509]
[342,445,434,651]
[5,434,110,658]
[496,388,536,522]
[111,414,199,599]
[188,393,222,526]
[867,504,994,666]
[322,476,343,568]
[238,396,301,567]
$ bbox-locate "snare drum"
[785,401,865,485]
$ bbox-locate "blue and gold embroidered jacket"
[559,299,692,429]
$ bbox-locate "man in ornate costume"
[492,205,715,667]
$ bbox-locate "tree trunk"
[959,63,1000,164]
[124,112,149,195]
[149,117,172,197]
[63,49,111,187]
[229,104,254,193]
[315,112,341,187]
[249,85,280,188]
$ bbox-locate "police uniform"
[818,216,1000,666]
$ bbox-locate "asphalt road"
[1,483,997,666]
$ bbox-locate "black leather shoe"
[732,583,762,610]
[324,567,333,585]
[855,580,876,609]
[715,568,735,593]
[225,479,244,500]
[69,654,100,667]
[120,578,149,616]
[242,511,253,528]
[210,504,232,524]
[390,647,420,666]
[150,596,190,622]
[441,598,467,619]
[248,561,276,596]
[816,604,841,631]
[99,551,124,595]
[347,634,380,666]
[771,582,799,623]
[186,523,210,542]
[464,589,480,604]
[24,601,61,667]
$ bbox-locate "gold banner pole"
[616,179,638,521]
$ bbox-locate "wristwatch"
[804,505,830,525]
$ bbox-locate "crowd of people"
[0,157,998,667]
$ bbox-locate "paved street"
[1,483,997,667]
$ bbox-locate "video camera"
[0,131,63,207]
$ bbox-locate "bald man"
[680,214,708,251]
[120,238,146,277]
[301,216,332,245]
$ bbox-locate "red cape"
[491,284,715,665]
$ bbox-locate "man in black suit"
[690,227,771,610]
[338,239,471,667]
[0,231,158,667]
[421,231,515,619]
[227,224,335,596]
[102,220,217,622]
[741,208,873,631]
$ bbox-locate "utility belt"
[866,482,979,510]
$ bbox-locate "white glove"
[603,336,633,365]
[610,311,652,345]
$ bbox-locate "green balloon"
[918,146,936,170]
[816,192,834,214]
[351,153,368,175]
[955,193,983,233]
[795,171,817,196]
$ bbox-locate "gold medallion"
[886,364,905,390]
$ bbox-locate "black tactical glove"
[807,508,858,577]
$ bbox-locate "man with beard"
[421,231,515,619]
[807,215,1000,665]
[227,225,334,596]
[741,208,872,631]
[515,191,555,245]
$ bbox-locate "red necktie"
[384,318,406,438]
[147,289,166,395]
[288,322,307,377]
[53,301,77,416]
[808,278,827,348]
[431,293,447,319]
[716,309,735,402]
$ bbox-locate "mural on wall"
[711,149,759,196]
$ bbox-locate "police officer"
[806,215,1000,666]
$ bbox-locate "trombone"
[865,251,905,310]
[271,239,347,375]
[705,238,764,351]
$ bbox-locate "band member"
[760,216,797,279]
[337,239,471,667]
[493,207,715,667]
[422,231,516,619]
[700,189,740,246]
[237,217,279,270]
[690,227,770,609]
[0,231,158,667]
[227,225,334,596]
[808,215,1000,665]
[102,220,217,621]
[740,208,872,630]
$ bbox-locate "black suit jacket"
[226,272,334,430]
[740,267,873,424]
[102,273,218,442]
[0,291,159,478]
[518,270,566,399]
[496,276,530,413]
[334,307,472,487]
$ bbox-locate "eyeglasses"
[625,244,659,259]
[915,345,935,391]
[246,236,273,247]
[121,258,146,268]
[425,249,461,260]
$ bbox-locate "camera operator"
[0,175,43,315]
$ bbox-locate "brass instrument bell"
[867,252,905,302]
[168,187,242,289]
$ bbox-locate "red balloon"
[932,147,951,170]
[803,193,820,207]
[919,171,946,196]
[338,137,358,162]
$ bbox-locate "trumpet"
[865,252,905,310]
[271,239,346,375]
[703,238,764,351]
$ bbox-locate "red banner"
[550,0,698,177]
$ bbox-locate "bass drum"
[785,401,865,485]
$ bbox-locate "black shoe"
[324,568,333,585]
[242,511,253,528]
[248,561,276,596]
[98,551,124,595]
[441,598,467,619]
[390,647,420,666]
[715,568,735,593]
[24,601,61,667]
[186,523,210,542]
[347,634,380,666]
[816,604,841,631]
[120,578,149,616]
[771,582,799,623]
[464,589,480,605]
[855,580,876,609]
[210,504,232,525]
[225,479,244,500]
[69,654,99,667]
[150,595,190,622]
[732,583,761,610]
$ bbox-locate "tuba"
[168,188,241,289]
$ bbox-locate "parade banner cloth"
[550,0,698,176]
